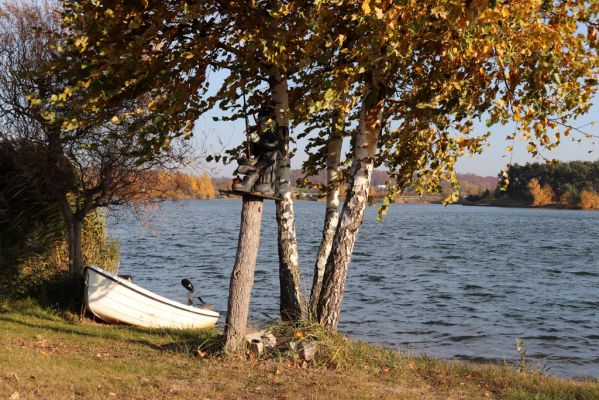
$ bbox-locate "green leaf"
[324,88,335,102]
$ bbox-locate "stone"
[262,332,277,348]
[288,341,298,352]
[249,339,264,356]
[299,341,318,362]
[244,331,264,344]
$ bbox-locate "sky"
[192,70,599,179]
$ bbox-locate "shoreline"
[165,196,599,211]
[458,200,599,211]
[1,302,597,399]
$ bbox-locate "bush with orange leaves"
[528,178,554,207]
[579,190,599,210]
[147,172,217,200]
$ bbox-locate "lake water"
[107,200,599,378]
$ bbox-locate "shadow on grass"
[0,312,223,357]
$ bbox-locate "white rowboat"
[84,265,219,329]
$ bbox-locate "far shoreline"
[157,195,599,212]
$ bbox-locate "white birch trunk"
[317,81,384,332]
[309,123,343,316]
[270,69,306,320]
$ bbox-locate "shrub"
[579,190,599,210]
[1,209,119,300]
[0,142,119,301]
[528,178,554,207]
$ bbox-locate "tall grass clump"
[265,321,400,371]
[10,210,120,304]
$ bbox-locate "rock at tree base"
[249,339,264,356]
[243,330,277,355]
[262,332,277,348]
[299,341,317,362]
[244,331,263,344]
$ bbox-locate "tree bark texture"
[270,70,306,321]
[224,196,264,352]
[317,83,384,332]
[66,217,84,277]
[57,195,85,277]
[309,127,343,316]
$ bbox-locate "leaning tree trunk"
[309,120,343,316]
[317,81,384,332]
[224,196,264,352]
[270,69,306,321]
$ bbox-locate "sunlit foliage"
[579,189,599,209]
[150,172,218,200]
[528,178,555,206]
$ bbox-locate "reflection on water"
[108,200,599,378]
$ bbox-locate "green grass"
[0,301,597,400]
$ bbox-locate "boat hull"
[84,265,219,329]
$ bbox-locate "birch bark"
[309,120,343,315]
[270,69,306,321]
[317,81,384,332]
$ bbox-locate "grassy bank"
[0,301,597,400]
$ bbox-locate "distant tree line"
[497,161,599,209]
[151,172,218,200]
[463,160,599,209]
[294,169,497,200]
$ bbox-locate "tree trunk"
[309,121,343,316]
[56,195,85,277]
[317,82,384,332]
[270,69,306,321]
[224,196,264,352]
[66,217,84,277]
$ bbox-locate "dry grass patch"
[0,302,597,400]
